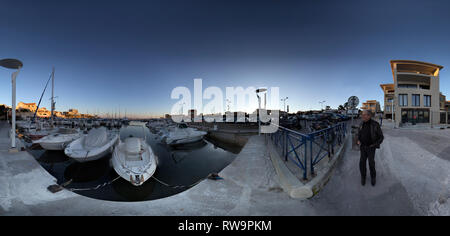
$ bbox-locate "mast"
[51,67,55,127]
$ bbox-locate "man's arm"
[373,122,384,146]
[357,124,361,145]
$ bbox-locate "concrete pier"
[0,121,449,215]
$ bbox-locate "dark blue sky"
[1,0,450,117]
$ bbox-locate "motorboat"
[129,121,147,127]
[32,128,80,151]
[64,127,118,162]
[162,123,207,146]
[111,137,158,186]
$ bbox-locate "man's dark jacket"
[357,119,384,149]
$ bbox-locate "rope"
[151,173,221,189]
[66,176,121,192]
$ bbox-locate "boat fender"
[207,173,223,181]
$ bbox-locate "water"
[27,125,242,202]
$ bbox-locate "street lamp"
[256,88,267,135]
[0,58,23,152]
[319,100,326,111]
[281,97,288,112]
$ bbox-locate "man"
[357,110,384,186]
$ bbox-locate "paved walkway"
[0,121,448,215]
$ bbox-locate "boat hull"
[64,134,118,162]
[39,140,72,151]
[167,134,205,146]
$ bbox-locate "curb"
[267,133,349,199]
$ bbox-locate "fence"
[268,121,348,181]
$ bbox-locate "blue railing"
[268,122,348,180]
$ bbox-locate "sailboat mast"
[51,67,55,127]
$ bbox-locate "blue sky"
[1,0,450,117]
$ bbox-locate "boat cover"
[83,127,108,149]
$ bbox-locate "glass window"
[419,85,430,90]
[399,94,408,106]
[398,84,417,89]
[424,95,431,107]
[412,94,420,107]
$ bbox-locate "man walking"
[357,110,384,186]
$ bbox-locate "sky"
[1,0,450,118]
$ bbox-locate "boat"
[111,137,158,186]
[33,128,80,151]
[64,127,119,162]
[128,121,147,127]
[162,123,207,145]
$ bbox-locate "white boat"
[112,137,158,186]
[33,128,80,151]
[129,121,147,127]
[64,127,118,162]
[163,123,207,145]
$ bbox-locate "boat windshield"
[178,123,188,129]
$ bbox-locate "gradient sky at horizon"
[1,0,450,117]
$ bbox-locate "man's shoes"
[371,178,376,186]
[361,177,366,186]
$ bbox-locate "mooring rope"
[66,176,121,192]
[151,173,222,189]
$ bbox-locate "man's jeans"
[360,145,376,179]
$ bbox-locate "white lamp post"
[256,88,267,135]
[0,59,23,152]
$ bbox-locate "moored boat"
[111,137,158,186]
[64,127,118,162]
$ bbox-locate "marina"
[1,0,450,219]
[21,123,241,202]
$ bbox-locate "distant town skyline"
[2,0,450,117]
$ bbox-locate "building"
[188,109,198,121]
[380,84,395,119]
[361,100,381,114]
[381,60,445,126]
[15,102,51,118]
[440,93,446,111]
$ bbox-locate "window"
[398,84,417,89]
[399,94,408,106]
[387,98,393,103]
[424,95,431,107]
[420,85,430,90]
[412,94,420,107]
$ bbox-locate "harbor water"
[26,125,242,202]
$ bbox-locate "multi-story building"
[361,100,381,114]
[381,60,445,126]
[440,93,446,111]
[15,102,51,118]
[380,84,395,119]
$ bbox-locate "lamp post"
[0,59,23,152]
[281,97,288,112]
[256,88,267,135]
[319,100,326,111]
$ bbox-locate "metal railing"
[268,122,348,180]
